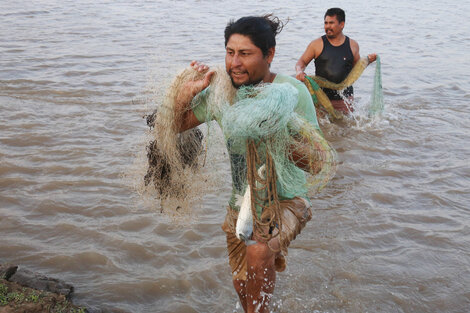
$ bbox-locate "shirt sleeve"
[293,79,320,130]
[191,87,214,123]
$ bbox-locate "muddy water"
[1,0,469,312]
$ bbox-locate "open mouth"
[231,71,247,77]
[230,71,248,81]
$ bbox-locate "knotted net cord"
[246,139,282,251]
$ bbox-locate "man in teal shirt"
[174,15,326,313]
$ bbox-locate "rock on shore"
[0,264,87,313]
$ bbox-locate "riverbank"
[0,264,87,313]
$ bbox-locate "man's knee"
[246,242,275,269]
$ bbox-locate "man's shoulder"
[347,37,360,57]
[348,37,359,48]
[308,37,324,58]
[274,75,318,126]
[309,36,324,48]
[313,36,325,43]
[273,74,308,93]
[274,74,313,105]
[274,74,308,90]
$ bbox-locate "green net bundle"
[221,84,296,143]
[216,80,337,246]
[220,82,336,197]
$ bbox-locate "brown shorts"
[221,197,312,281]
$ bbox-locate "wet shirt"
[191,74,319,210]
[314,35,354,100]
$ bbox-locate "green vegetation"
[0,281,87,312]
[1,283,38,305]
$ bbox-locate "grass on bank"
[0,281,87,313]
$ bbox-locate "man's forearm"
[295,60,306,74]
[289,137,323,175]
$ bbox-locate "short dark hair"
[224,14,285,57]
[325,8,345,23]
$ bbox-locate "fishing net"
[144,110,203,199]
[304,55,384,119]
[218,81,336,246]
[145,66,337,236]
[219,82,336,198]
[368,55,384,116]
[143,67,228,215]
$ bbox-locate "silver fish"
[235,165,265,245]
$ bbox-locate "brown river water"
[1,0,469,312]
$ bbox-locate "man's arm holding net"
[174,61,215,133]
[288,134,324,175]
[286,120,337,186]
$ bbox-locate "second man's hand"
[367,53,377,64]
[295,65,306,82]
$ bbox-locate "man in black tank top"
[295,8,376,115]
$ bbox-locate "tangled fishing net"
[145,65,336,238]
[145,111,203,198]
[304,55,384,120]
[219,82,336,198]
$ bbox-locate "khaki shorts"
[221,197,312,281]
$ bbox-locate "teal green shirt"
[192,74,319,210]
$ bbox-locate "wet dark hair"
[224,14,285,57]
[325,8,345,24]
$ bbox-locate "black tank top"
[314,35,354,100]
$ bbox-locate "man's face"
[324,15,344,39]
[225,34,274,88]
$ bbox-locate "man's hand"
[289,136,322,175]
[295,70,306,82]
[190,60,210,74]
[367,53,377,64]
[295,65,306,82]
[176,61,215,106]
[174,61,215,133]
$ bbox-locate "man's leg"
[233,279,247,312]
[224,198,312,312]
[231,246,276,313]
[223,215,250,311]
[245,241,276,313]
[331,96,354,114]
[242,197,312,312]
